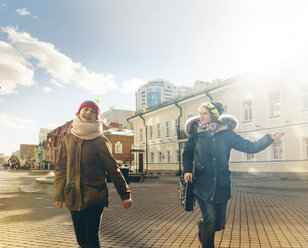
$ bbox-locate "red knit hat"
[77,99,101,116]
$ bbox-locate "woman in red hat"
[54,99,132,248]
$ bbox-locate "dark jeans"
[197,196,228,248]
[70,206,104,248]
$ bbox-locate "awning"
[130,149,145,153]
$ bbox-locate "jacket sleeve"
[99,138,131,201]
[54,139,67,202]
[231,132,274,154]
[182,136,195,173]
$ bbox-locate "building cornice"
[128,76,241,121]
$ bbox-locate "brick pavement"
[0,170,307,248]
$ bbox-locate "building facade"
[136,79,190,111]
[44,121,72,166]
[103,129,134,166]
[128,75,308,176]
[39,128,50,145]
[101,108,135,129]
[44,120,134,169]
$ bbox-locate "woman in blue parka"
[182,102,284,248]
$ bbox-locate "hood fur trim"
[184,114,238,136]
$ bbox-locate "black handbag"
[178,175,195,211]
[179,134,197,211]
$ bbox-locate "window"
[246,153,255,160]
[167,151,171,163]
[157,124,161,138]
[158,152,163,163]
[175,150,179,162]
[150,152,154,163]
[147,88,161,108]
[166,121,170,137]
[139,128,143,142]
[272,140,283,160]
[243,100,252,122]
[174,119,178,137]
[115,141,122,154]
[149,126,153,140]
[269,92,281,117]
[304,138,308,159]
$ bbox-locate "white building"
[39,128,50,145]
[136,79,190,111]
[101,108,135,129]
[128,74,308,177]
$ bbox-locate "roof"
[103,129,133,136]
[128,76,241,120]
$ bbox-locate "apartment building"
[136,79,190,111]
[128,74,308,176]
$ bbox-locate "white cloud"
[0,98,5,103]
[50,79,64,88]
[2,26,117,95]
[16,8,31,16]
[0,113,38,130]
[1,4,7,7]
[0,40,35,95]
[42,87,52,93]
[120,78,145,94]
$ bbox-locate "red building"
[44,120,72,165]
[44,120,134,167]
[103,130,134,165]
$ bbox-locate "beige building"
[128,74,308,177]
[101,108,135,129]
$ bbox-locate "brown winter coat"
[54,133,130,211]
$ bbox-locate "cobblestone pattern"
[0,171,307,248]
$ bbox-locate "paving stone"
[1,171,308,247]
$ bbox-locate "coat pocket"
[83,182,108,205]
[217,168,232,188]
[64,183,76,208]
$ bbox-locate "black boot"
[197,220,215,248]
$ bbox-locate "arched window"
[115,141,122,154]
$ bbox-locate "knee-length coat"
[182,115,274,203]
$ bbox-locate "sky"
[1,0,308,155]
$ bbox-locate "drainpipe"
[126,118,135,171]
[127,118,133,130]
[139,114,148,175]
[174,101,182,176]
[205,90,213,102]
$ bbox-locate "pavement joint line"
[0,170,308,247]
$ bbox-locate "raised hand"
[271,132,284,141]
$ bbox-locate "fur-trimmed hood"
[184,114,238,136]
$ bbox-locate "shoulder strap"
[192,133,198,176]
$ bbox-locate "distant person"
[183,102,284,248]
[54,99,132,248]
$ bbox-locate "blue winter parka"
[182,115,274,203]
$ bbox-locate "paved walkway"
[0,170,307,248]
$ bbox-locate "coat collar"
[185,114,238,137]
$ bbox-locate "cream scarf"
[71,114,102,140]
